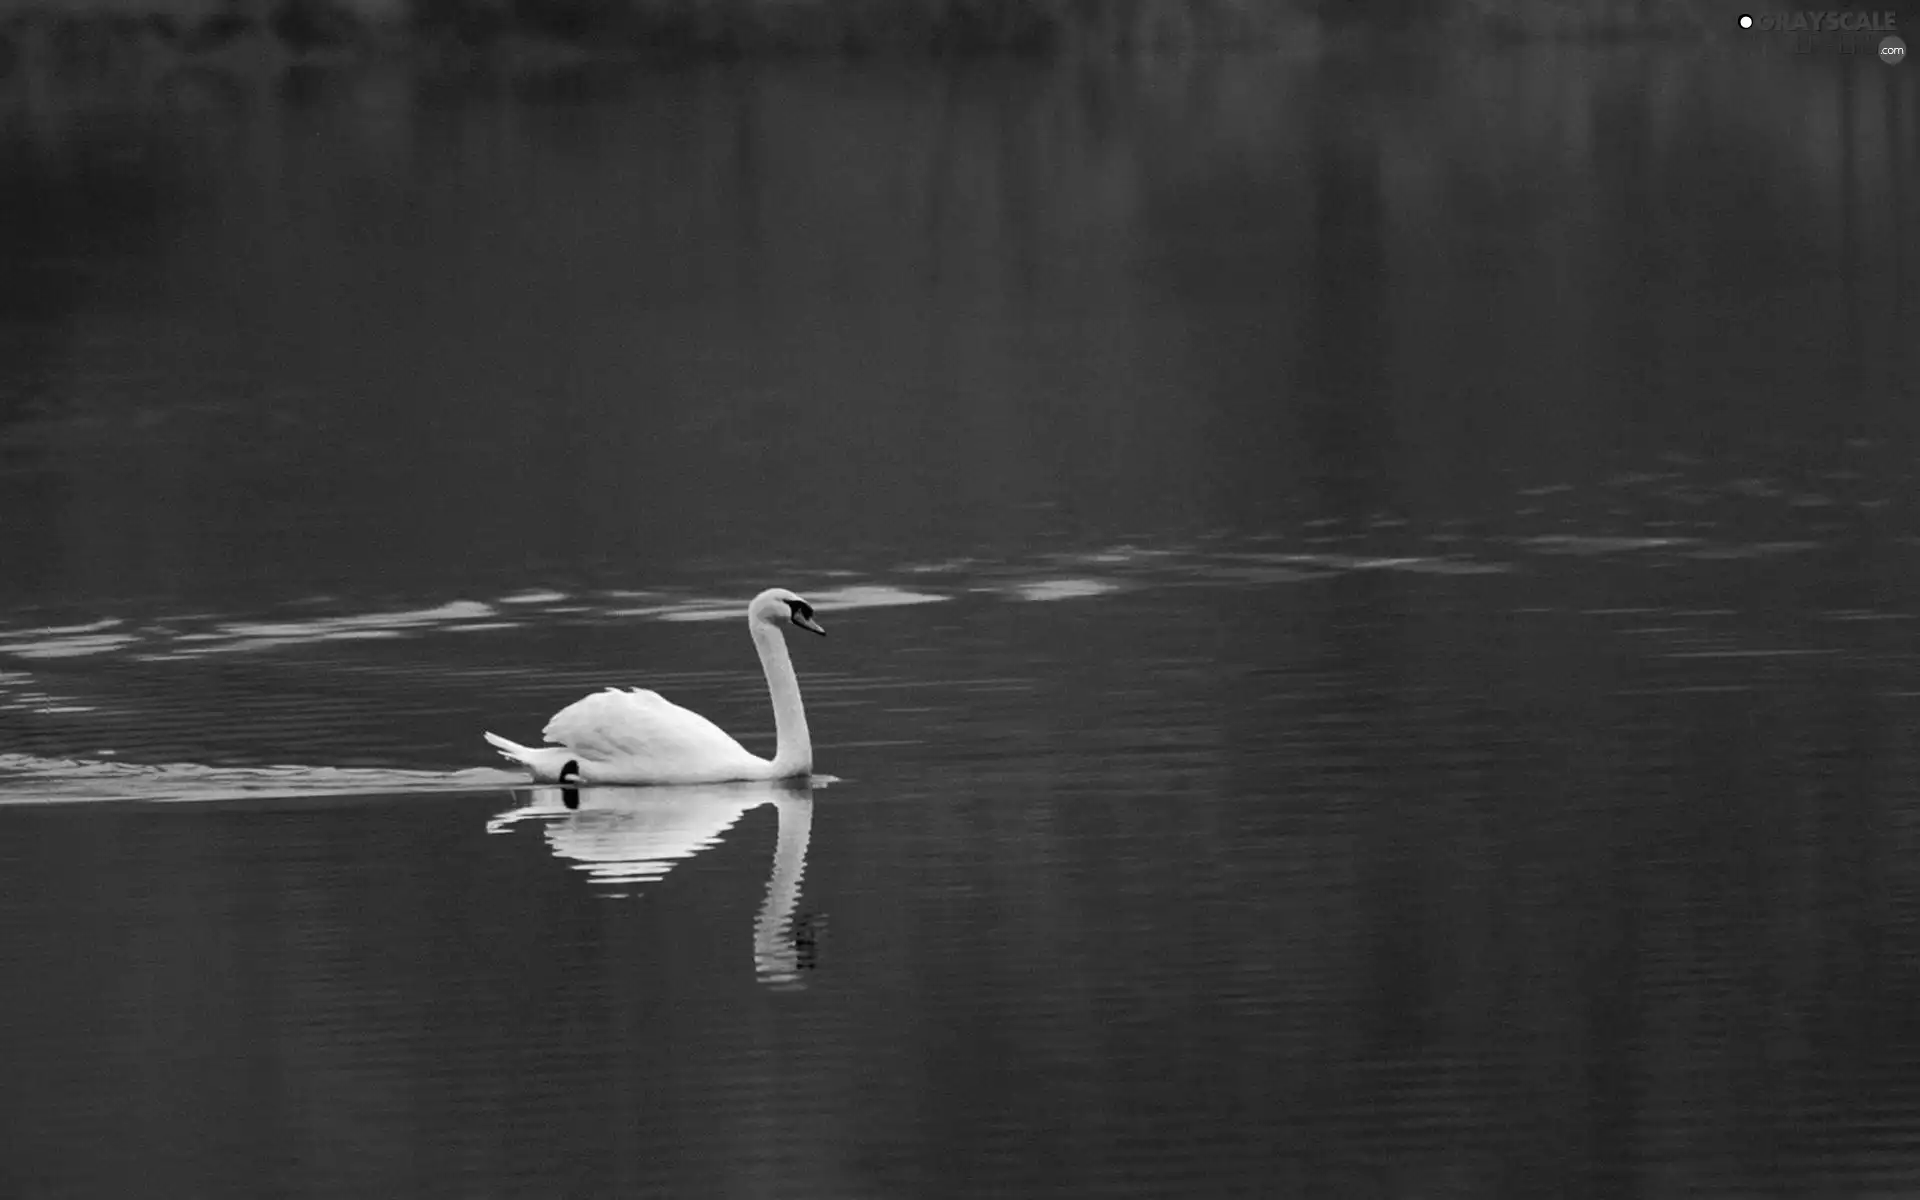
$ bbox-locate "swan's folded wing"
[542,687,757,770]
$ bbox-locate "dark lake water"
[3,37,1920,1198]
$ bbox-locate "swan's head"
[750,588,826,637]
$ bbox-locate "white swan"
[483,587,826,785]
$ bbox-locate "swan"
[483,587,825,786]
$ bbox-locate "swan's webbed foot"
[559,759,580,808]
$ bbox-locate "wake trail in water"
[0,753,524,805]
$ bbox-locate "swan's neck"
[751,619,812,776]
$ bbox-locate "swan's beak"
[793,613,826,636]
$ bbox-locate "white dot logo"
[1883,35,1908,64]
[1738,14,1754,29]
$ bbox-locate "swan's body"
[484,588,825,786]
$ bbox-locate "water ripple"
[0,521,1861,677]
[1007,578,1125,602]
[0,753,518,805]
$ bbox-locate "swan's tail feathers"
[485,732,579,783]
[485,731,534,764]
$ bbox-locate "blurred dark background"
[3,4,1920,1197]
[0,0,1914,611]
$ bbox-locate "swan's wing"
[542,687,756,771]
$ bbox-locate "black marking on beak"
[787,599,826,636]
[559,759,580,808]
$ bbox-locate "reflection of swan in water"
[486,779,818,988]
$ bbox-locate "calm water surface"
[2,39,1920,1198]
